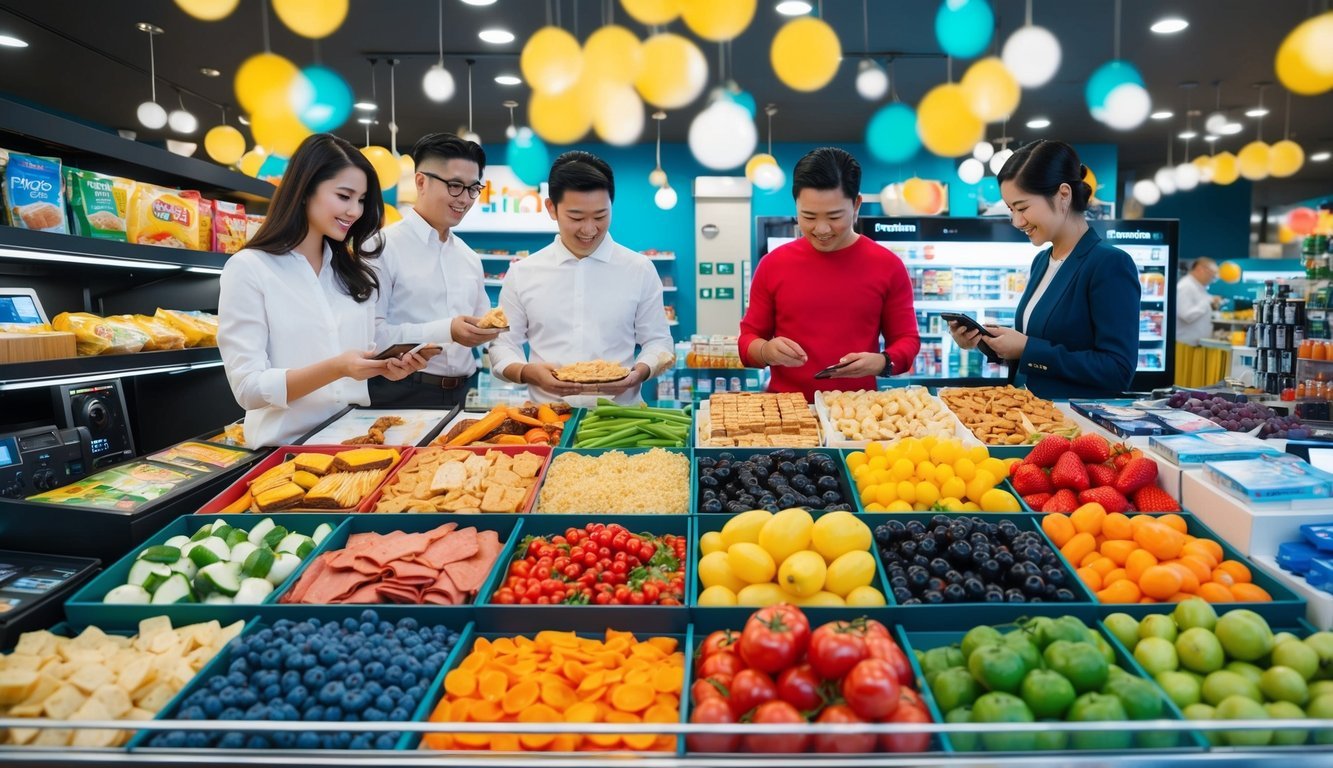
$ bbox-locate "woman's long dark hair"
[245,133,383,302]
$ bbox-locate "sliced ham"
[417,527,479,570]
[423,570,464,606]
[383,559,439,585]
[444,530,502,593]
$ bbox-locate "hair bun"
[1079,164,1090,179]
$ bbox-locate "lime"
[1045,640,1110,693]
[922,646,965,685]
[969,644,1028,693]
[1226,660,1265,687]
[1305,693,1333,745]
[1215,610,1275,662]
[1216,694,1272,746]
[1264,700,1309,746]
[1202,670,1262,706]
[1260,665,1310,706]
[1133,637,1180,677]
[1155,670,1202,709]
[1173,598,1218,632]
[945,707,978,752]
[961,625,1005,660]
[1019,617,1057,649]
[971,691,1037,752]
[1019,668,1076,719]
[1103,613,1140,652]
[1176,627,1225,674]
[1138,614,1178,643]
[1003,631,1043,674]
[1273,639,1321,681]
[1103,674,1162,720]
[1033,722,1070,751]
[932,667,979,713]
[1067,692,1132,750]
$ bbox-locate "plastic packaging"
[52,312,149,356]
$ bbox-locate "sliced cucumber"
[164,535,191,549]
[208,518,231,533]
[267,553,301,586]
[138,545,181,564]
[187,543,221,568]
[169,556,198,581]
[224,527,249,549]
[247,517,277,547]
[128,560,172,592]
[104,584,151,605]
[190,524,215,542]
[192,537,231,563]
[312,522,334,545]
[210,524,236,542]
[242,548,275,579]
[196,562,241,597]
[229,541,259,566]
[276,533,313,557]
[233,578,274,605]
[150,573,195,604]
[203,593,234,605]
[262,525,289,550]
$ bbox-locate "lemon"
[979,457,1008,480]
[736,582,786,607]
[930,440,960,465]
[698,551,747,592]
[939,497,965,512]
[915,481,940,508]
[896,481,917,504]
[778,550,827,597]
[824,550,876,596]
[905,442,930,464]
[874,484,897,506]
[794,590,845,607]
[915,461,937,484]
[967,445,991,463]
[939,477,967,501]
[867,455,889,472]
[720,509,773,548]
[758,507,814,565]
[934,464,956,484]
[845,585,887,607]
[810,511,872,561]
[979,488,1021,513]
[890,458,915,481]
[846,452,867,470]
[953,457,977,482]
[852,464,871,486]
[961,501,981,511]
[698,585,738,606]
[727,543,776,584]
[887,500,913,512]
[966,469,997,502]
[860,484,879,505]
[864,442,885,458]
[864,502,887,512]
[699,531,726,556]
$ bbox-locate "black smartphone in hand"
[941,312,997,338]
[373,342,442,361]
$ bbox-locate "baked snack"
[477,307,508,330]
[554,360,630,383]
[331,447,398,473]
[255,482,304,512]
[294,453,335,475]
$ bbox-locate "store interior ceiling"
[0,0,1329,207]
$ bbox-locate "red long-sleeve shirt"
[739,234,921,402]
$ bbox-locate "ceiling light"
[1151,110,1174,120]
[494,74,522,86]
[1150,18,1189,34]
[199,67,220,77]
[1312,151,1332,162]
[168,108,198,134]
[460,0,497,5]
[478,29,515,44]
[0,247,180,271]
[1204,134,1219,142]
[1245,107,1270,118]
[775,1,813,15]
[357,117,375,124]
[1219,121,1244,135]
[185,266,224,275]
[1178,130,1198,140]
[0,34,27,47]
[354,101,377,111]
[1026,118,1051,129]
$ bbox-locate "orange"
[1165,592,1194,602]
[1216,560,1252,584]
[1229,583,1272,602]
[1140,565,1185,600]
[1129,514,1155,534]
[1196,538,1224,563]
[1134,521,1186,560]
[1164,562,1201,594]
[1156,513,1188,534]
[1097,580,1142,603]
[1211,569,1236,587]
[1062,532,1097,564]
[1196,582,1235,603]
[1080,551,1103,568]
[1100,539,1138,566]
[1103,568,1129,585]
[1102,513,1133,541]
[1071,503,1107,535]
[1076,566,1104,591]
[1042,514,1076,548]
[1181,542,1219,569]
[1124,549,1158,583]
[1139,596,1160,604]
[1177,556,1213,585]
[1090,556,1118,576]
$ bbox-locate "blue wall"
[1142,179,1253,266]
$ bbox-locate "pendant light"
[1268,92,1305,178]
[168,89,198,134]
[855,0,888,100]
[1002,0,1060,88]
[355,58,378,112]
[459,59,481,144]
[423,0,456,102]
[136,22,167,129]
[651,112,676,209]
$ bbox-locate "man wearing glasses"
[370,133,497,407]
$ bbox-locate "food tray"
[436,408,579,448]
[296,405,459,447]
[359,445,552,514]
[693,447,854,515]
[815,386,961,448]
[194,445,414,514]
[534,448,695,515]
[692,398,825,449]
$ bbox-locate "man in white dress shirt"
[489,151,676,405]
[1176,256,1221,345]
[371,133,499,407]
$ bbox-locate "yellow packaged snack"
[126,184,200,249]
[52,312,149,356]
[108,314,186,351]
[155,308,217,347]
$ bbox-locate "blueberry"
[297,732,321,749]
[219,689,238,708]
[209,676,228,693]
[364,661,386,680]
[892,587,913,603]
[220,706,245,720]
[263,683,282,701]
[186,732,212,748]
[389,707,410,721]
[385,666,404,686]
[244,702,270,720]
[329,661,349,679]
[285,685,309,706]
[227,671,248,688]
[304,704,325,721]
[179,705,204,720]
[333,732,353,749]
[318,646,340,666]
[217,732,246,749]
[303,668,327,688]
[1005,588,1027,603]
[1055,588,1076,602]
[320,681,345,705]
[343,618,360,632]
[983,590,1005,603]
[363,707,387,721]
[202,697,223,718]
[325,705,344,720]
[236,689,258,708]
[922,590,944,604]
[943,584,967,602]
[350,734,374,750]
[375,734,398,750]
[375,694,395,712]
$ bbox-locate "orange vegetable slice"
[517,704,561,750]
[610,683,655,713]
[541,679,577,710]
[444,668,477,698]
[477,670,508,702]
[502,680,540,715]
[652,666,684,694]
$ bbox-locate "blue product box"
[1300,523,1333,552]
[1204,454,1333,502]
[1278,540,1320,574]
[1149,432,1284,466]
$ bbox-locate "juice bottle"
[1315,342,1328,361]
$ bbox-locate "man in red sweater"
[739,147,920,401]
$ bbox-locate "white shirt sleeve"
[370,243,456,348]
[218,254,289,410]
[1176,277,1212,324]
[632,265,676,377]
[488,271,529,383]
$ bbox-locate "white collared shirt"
[372,208,490,377]
[489,234,675,405]
[1021,256,1065,332]
[218,244,374,448]
[1176,273,1214,345]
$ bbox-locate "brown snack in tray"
[705,392,820,447]
[553,360,629,383]
[293,453,335,475]
[302,469,386,509]
[341,416,406,446]
[939,385,1079,445]
[331,447,398,473]
[254,482,304,512]
[374,447,542,513]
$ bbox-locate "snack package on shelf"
[244,213,264,241]
[1,149,68,233]
[195,193,213,251]
[155,308,217,347]
[211,199,247,253]
[126,183,200,249]
[64,167,127,240]
[51,311,149,355]
[108,313,186,351]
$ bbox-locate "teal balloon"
[291,65,352,132]
[507,128,550,187]
[724,88,757,118]
[256,153,289,180]
[935,0,993,59]
[866,103,921,164]
[1085,60,1144,111]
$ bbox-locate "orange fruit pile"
[1040,504,1272,604]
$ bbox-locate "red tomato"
[738,605,811,674]
[879,703,932,753]
[743,700,810,754]
[812,704,876,753]
[728,668,778,719]
[687,697,740,753]
[691,674,732,704]
[698,651,744,680]
[808,621,869,680]
[864,619,892,639]
[775,664,824,711]
[897,687,924,711]
[841,659,900,721]
[865,634,914,686]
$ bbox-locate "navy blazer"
[1011,227,1140,399]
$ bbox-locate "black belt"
[407,372,472,390]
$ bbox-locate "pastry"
[477,307,508,330]
[553,360,630,383]
[294,453,336,475]
[254,482,304,512]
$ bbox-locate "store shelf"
[0,347,223,389]
[1213,318,1256,325]
[914,300,1019,311]
[452,211,557,233]
[663,286,678,292]
[483,278,504,287]
[0,226,231,271]
[647,254,676,262]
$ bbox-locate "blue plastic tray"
[694,447,855,515]
[535,447,695,515]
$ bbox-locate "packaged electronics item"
[1204,453,1333,502]
[51,311,150,356]
[1,149,68,233]
[1149,432,1283,465]
[64,167,127,240]
[126,183,200,249]
[155,308,217,347]
[211,199,247,253]
[107,313,186,351]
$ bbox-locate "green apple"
[1260,665,1310,706]
[1202,670,1262,706]
[1176,627,1225,674]
[1134,637,1179,676]
[1104,613,1140,651]
[1264,700,1309,746]
[1138,613,1179,643]
[1156,670,1203,709]
[1215,695,1272,747]
[1273,639,1321,681]
[1216,610,1275,662]
[1173,598,1218,632]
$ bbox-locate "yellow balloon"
[745,153,778,182]
[1268,139,1305,177]
[680,0,756,42]
[1238,141,1271,181]
[174,0,239,21]
[1191,154,1215,183]
[382,205,403,226]
[360,146,399,191]
[621,0,681,26]
[234,52,299,116]
[530,87,592,145]
[902,178,946,215]
[1211,152,1239,185]
[204,125,246,166]
[1278,224,1296,244]
[1318,210,1333,236]
[960,57,1020,122]
[398,154,416,176]
[1084,167,1098,197]
[1219,261,1242,283]
[771,17,841,92]
[591,85,646,146]
[395,155,418,205]
[249,111,310,158]
[239,148,267,177]
[272,0,348,39]
[917,83,985,157]
[1275,13,1333,95]
[522,26,584,95]
[583,25,643,86]
[634,33,708,109]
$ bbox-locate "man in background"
[1176,256,1221,345]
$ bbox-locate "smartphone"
[373,342,442,361]
[940,312,997,338]
[814,362,850,379]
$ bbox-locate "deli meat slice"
[281,552,332,604]
[443,530,501,593]
[423,570,464,605]
[383,559,439,585]
[417,527,479,570]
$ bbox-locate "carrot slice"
[579,686,608,703]
[625,668,653,687]
[562,660,588,684]
[541,679,577,710]
[490,733,521,753]
[502,680,540,714]
[469,699,503,722]
[651,666,684,694]
[478,670,508,702]
[610,683,655,713]
[653,693,677,709]
[577,671,607,692]
[444,668,477,698]
[492,637,518,656]
[646,637,678,653]
[518,704,561,750]
[643,704,678,723]
[421,733,453,750]
[564,701,601,723]
[453,732,491,750]
[552,733,582,752]
[459,652,489,672]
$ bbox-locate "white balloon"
[168,109,198,134]
[1132,179,1161,206]
[461,130,482,144]
[855,59,889,101]
[958,158,985,185]
[1154,167,1177,195]
[593,85,645,146]
[879,183,901,210]
[1173,162,1201,191]
[989,147,1014,175]
[753,162,786,191]
[972,141,995,162]
[1001,26,1061,88]
[1205,112,1229,134]
[137,101,167,129]
[1099,83,1151,130]
[688,100,757,171]
[654,185,678,210]
[423,65,456,102]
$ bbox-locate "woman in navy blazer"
[950,141,1139,399]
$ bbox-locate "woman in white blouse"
[218,134,429,448]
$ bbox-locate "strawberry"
[1133,486,1181,513]
[1051,451,1091,491]
[1071,434,1112,465]
[1086,463,1119,488]
[1009,460,1023,478]
[1041,489,1079,514]
[1114,456,1160,495]
[1011,464,1054,496]
[1027,434,1072,468]
[1023,493,1053,511]
[1079,486,1130,514]
[1112,445,1144,471]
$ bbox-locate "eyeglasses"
[420,171,483,199]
